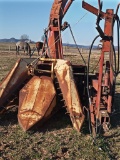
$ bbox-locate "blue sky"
[0,0,120,45]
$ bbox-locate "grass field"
[0,43,120,160]
[0,42,36,51]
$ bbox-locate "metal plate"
[18,76,56,131]
[54,59,85,131]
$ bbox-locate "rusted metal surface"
[18,76,56,131]
[95,9,114,118]
[83,1,115,136]
[46,0,74,59]
[54,59,85,131]
[0,58,36,109]
[82,1,105,19]
[0,0,118,136]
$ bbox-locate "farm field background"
[0,42,120,160]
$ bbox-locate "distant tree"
[20,34,29,42]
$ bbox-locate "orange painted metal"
[0,0,116,136]
[54,59,85,131]
[82,1,105,19]
[47,0,74,59]
[18,76,56,131]
[95,9,114,119]
[83,1,115,135]
[0,58,35,110]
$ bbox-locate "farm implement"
[0,0,120,138]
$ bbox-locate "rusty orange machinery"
[43,0,74,59]
[83,1,120,136]
[0,0,120,137]
[18,58,86,131]
[0,57,85,131]
[0,0,85,132]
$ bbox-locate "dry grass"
[0,44,120,160]
[0,42,36,51]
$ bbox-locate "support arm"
[46,0,74,59]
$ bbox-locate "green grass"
[0,50,120,160]
[1,107,120,160]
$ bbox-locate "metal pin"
[57,87,61,90]
[55,81,59,84]
[65,111,69,114]
[58,93,63,96]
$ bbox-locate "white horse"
[16,41,31,56]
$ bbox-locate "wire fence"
[0,42,36,52]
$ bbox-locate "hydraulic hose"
[116,17,120,73]
[87,35,100,106]
[109,14,120,77]
[86,35,100,135]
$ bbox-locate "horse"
[16,41,31,56]
[36,41,43,56]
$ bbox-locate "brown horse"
[36,41,43,56]
[16,41,31,56]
